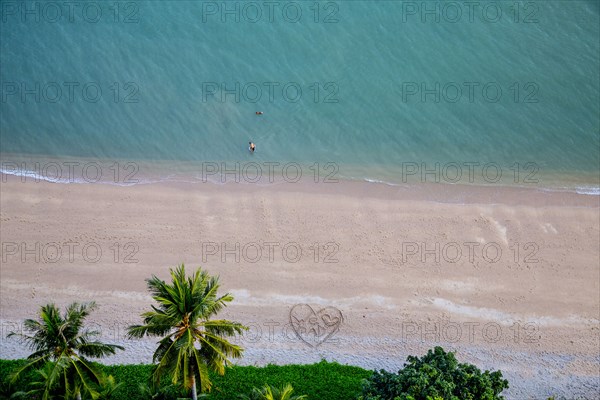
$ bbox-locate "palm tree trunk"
[191,375,198,400]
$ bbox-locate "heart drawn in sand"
[289,304,343,348]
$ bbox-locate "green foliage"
[359,346,509,400]
[0,360,32,398]
[0,359,371,400]
[201,360,370,400]
[98,375,123,399]
[95,364,154,400]
[238,383,307,400]
[127,264,247,395]
[137,380,192,400]
[5,302,124,400]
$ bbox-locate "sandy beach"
[1,175,598,399]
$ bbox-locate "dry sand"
[0,175,598,399]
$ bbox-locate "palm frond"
[8,355,48,384]
[77,342,125,358]
[69,355,103,399]
[193,350,212,393]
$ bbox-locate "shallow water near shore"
[1,152,599,199]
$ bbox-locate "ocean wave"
[3,166,599,197]
[0,166,289,188]
[0,167,164,187]
[360,174,600,197]
[575,187,600,196]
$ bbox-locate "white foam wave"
[1,167,168,187]
[575,187,600,196]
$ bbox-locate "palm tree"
[127,264,248,399]
[239,383,308,400]
[7,302,124,400]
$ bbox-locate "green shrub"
[359,347,509,400]
[2,352,510,400]
[207,361,370,400]
[0,359,35,398]
[95,363,155,399]
[238,383,307,400]
[0,359,370,400]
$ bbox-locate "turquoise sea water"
[1,1,599,191]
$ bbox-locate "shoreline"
[1,152,599,199]
[1,171,598,210]
[1,175,599,398]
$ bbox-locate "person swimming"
[249,141,256,153]
[255,111,263,115]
